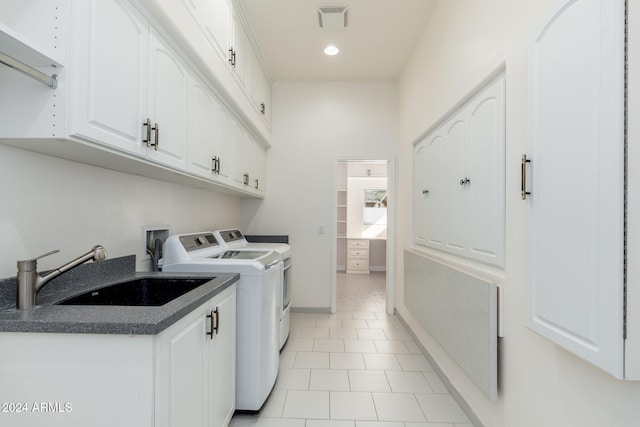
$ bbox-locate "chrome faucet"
[16,245,107,310]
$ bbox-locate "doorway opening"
[332,159,394,314]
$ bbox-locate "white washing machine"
[214,229,291,349]
[162,232,281,412]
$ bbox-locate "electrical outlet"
[143,225,170,260]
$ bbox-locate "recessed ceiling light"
[324,44,339,56]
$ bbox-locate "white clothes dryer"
[214,229,291,349]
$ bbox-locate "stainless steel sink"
[57,277,211,307]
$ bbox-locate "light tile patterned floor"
[229,272,472,427]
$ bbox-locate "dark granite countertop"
[0,255,239,335]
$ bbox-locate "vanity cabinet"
[413,73,505,267]
[0,283,237,427]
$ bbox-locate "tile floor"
[229,272,472,427]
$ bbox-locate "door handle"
[459,178,471,186]
[143,118,152,147]
[521,154,531,200]
[151,123,159,150]
[206,310,215,340]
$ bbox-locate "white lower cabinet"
[156,284,237,427]
[0,284,236,427]
[413,73,505,267]
[346,239,370,274]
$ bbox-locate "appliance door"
[282,257,292,316]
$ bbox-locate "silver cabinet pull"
[422,189,429,195]
[213,307,219,335]
[206,310,215,340]
[254,178,259,189]
[521,154,531,200]
[151,123,159,150]
[459,178,471,186]
[243,173,249,186]
[260,103,266,115]
[143,118,152,147]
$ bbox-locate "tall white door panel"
[443,111,468,255]
[203,0,231,64]
[528,0,625,377]
[467,77,505,265]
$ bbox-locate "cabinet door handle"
[459,178,471,186]
[206,310,215,340]
[422,189,429,195]
[143,118,152,147]
[243,173,249,186]
[213,307,220,335]
[151,123,159,150]
[212,157,217,173]
[254,178,259,189]
[216,157,221,174]
[521,154,531,200]
[228,48,234,66]
[260,103,266,115]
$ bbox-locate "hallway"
[229,272,472,426]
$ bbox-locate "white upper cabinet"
[70,0,148,155]
[202,0,232,64]
[188,73,217,178]
[527,0,626,378]
[146,29,189,169]
[214,105,238,186]
[248,47,271,123]
[413,73,505,267]
[230,8,249,89]
[0,0,268,198]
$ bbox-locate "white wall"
[242,82,396,309]
[0,145,242,278]
[396,0,640,426]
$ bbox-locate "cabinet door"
[230,10,249,88]
[147,30,189,169]
[70,0,148,155]
[443,111,468,255]
[414,133,444,248]
[203,0,231,64]
[164,308,207,427]
[528,0,625,376]
[467,75,505,266]
[233,121,250,187]
[248,49,271,124]
[247,137,266,193]
[188,74,217,178]
[214,106,237,186]
[208,286,237,427]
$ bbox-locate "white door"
[528,0,625,377]
[414,132,445,248]
[202,0,231,64]
[208,287,237,427]
[467,75,505,266]
[70,0,148,155]
[167,311,207,427]
[147,30,189,169]
[443,111,468,255]
[188,75,217,178]
[214,106,237,186]
[230,11,249,88]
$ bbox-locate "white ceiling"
[237,0,437,82]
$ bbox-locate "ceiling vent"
[318,7,348,29]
